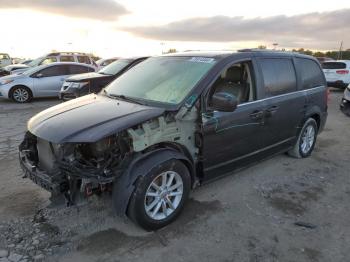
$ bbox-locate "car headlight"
[0,79,14,85]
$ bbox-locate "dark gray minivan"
[19,50,328,230]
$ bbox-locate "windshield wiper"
[103,90,143,105]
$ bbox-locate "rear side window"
[322,62,346,69]
[37,65,68,77]
[68,65,92,74]
[297,58,325,90]
[259,58,297,96]
[60,56,75,62]
[77,56,91,64]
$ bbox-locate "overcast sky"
[0,0,349,58]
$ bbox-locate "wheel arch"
[112,147,195,217]
[9,85,33,99]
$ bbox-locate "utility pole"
[337,41,343,60]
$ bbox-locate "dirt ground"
[0,89,349,262]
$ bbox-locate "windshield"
[27,57,44,67]
[99,59,130,75]
[105,56,216,105]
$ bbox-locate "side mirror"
[211,92,238,112]
[35,73,44,78]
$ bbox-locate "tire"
[127,159,191,231]
[288,118,318,158]
[10,86,32,103]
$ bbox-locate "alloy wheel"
[144,171,183,220]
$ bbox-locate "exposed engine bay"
[19,107,198,206]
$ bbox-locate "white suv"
[0,53,12,68]
[12,52,97,74]
[322,60,350,89]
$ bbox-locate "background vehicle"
[96,57,119,70]
[316,57,334,64]
[59,56,148,101]
[0,62,95,103]
[11,52,97,74]
[340,84,350,116]
[0,53,12,68]
[322,60,350,88]
[19,51,327,230]
[0,64,30,77]
[22,59,33,65]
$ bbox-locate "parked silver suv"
[11,52,97,74]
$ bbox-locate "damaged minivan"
[19,50,328,230]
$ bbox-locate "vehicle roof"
[323,60,350,63]
[42,62,95,67]
[161,49,316,60]
[46,52,92,56]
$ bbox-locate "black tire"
[10,86,32,103]
[288,118,318,158]
[127,159,191,231]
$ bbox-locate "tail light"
[336,70,349,74]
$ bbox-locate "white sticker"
[188,57,215,63]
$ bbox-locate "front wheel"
[288,118,318,158]
[10,86,32,103]
[127,159,191,231]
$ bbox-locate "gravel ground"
[0,90,349,262]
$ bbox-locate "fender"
[112,148,194,216]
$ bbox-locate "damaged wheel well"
[142,142,197,187]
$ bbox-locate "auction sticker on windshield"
[188,57,215,63]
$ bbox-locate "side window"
[68,65,91,75]
[41,57,57,65]
[208,61,256,107]
[60,56,75,62]
[297,58,325,89]
[259,58,297,96]
[37,65,67,77]
[77,56,90,64]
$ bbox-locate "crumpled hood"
[28,94,165,143]
[65,72,108,82]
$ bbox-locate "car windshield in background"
[99,59,130,75]
[27,57,44,67]
[322,62,347,69]
[105,56,217,105]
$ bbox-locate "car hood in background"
[0,73,26,81]
[65,72,110,82]
[28,94,165,143]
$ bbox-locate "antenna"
[337,41,343,60]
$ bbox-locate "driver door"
[32,65,69,97]
[201,60,266,181]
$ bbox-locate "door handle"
[265,106,279,117]
[250,110,264,120]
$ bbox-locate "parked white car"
[0,53,12,68]
[11,52,98,74]
[322,60,350,89]
[0,62,95,103]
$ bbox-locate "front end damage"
[19,131,132,205]
[18,107,199,208]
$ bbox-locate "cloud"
[123,9,350,49]
[0,0,129,21]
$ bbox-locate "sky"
[0,0,349,59]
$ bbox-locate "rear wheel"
[10,86,32,103]
[127,159,191,231]
[288,118,318,158]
